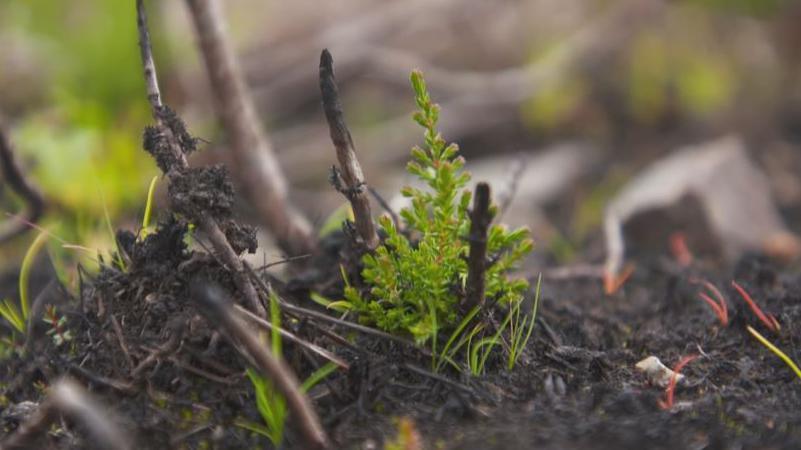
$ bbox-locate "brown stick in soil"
[136,0,266,318]
[0,378,133,450]
[0,124,46,244]
[319,49,380,250]
[462,182,492,311]
[192,283,330,450]
[184,0,315,256]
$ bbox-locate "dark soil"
[2,86,801,450]
[3,213,801,449]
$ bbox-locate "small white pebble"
[635,356,685,388]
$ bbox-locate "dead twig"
[0,124,46,244]
[184,0,315,256]
[319,49,379,250]
[233,303,349,370]
[136,0,266,318]
[192,282,330,450]
[243,262,430,356]
[462,183,492,311]
[0,378,133,450]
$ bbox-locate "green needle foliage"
[343,70,533,369]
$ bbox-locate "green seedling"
[507,274,542,370]
[238,291,337,446]
[747,326,801,382]
[341,70,533,372]
[0,231,50,336]
[142,175,159,231]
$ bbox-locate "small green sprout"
[142,175,159,230]
[0,231,50,337]
[342,70,533,372]
[747,325,801,382]
[238,291,337,446]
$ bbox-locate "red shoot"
[731,281,780,333]
[604,263,635,295]
[658,354,699,410]
[691,279,728,327]
[669,232,693,267]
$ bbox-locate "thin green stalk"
[20,231,49,321]
[142,175,159,229]
[747,326,801,382]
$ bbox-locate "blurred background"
[1,0,801,281]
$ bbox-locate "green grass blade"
[301,362,338,393]
[142,175,159,229]
[20,231,49,323]
[269,290,282,358]
[747,326,801,382]
[0,300,24,333]
[435,305,481,372]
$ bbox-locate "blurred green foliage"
[627,32,735,122]
[0,0,164,259]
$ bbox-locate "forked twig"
[1,378,133,450]
[0,125,46,244]
[319,49,379,250]
[463,182,492,311]
[184,0,315,256]
[192,283,330,449]
[136,0,266,318]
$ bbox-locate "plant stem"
[319,49,379,250]
[463,182,492,311]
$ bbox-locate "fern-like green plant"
[343,71,533,370]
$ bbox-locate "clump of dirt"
[168,165,235,220]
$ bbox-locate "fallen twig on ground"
[0,378,133,450]
[191,283,330,449]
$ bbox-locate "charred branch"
[192,283,330,450]
[0,124,45,244]
[0,378,133,450]
[319,49,379,250]
[136,0,266,318]
[463,182,492,311]
[184,0,315,256]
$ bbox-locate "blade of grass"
[301,362,338,393]
[747,326,801,382]
[0,299,24,333]
[20,231,49,322]
[142,175,159,229]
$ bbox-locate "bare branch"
[233,303,349,370]
[136,0,162,111]
[0,124,46,244]
[184,0,315,256]
[319,49,379,250]
[462,183,492,311]
[135,0,266,318]
[192,283,330,450]
[1,378,133,450]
